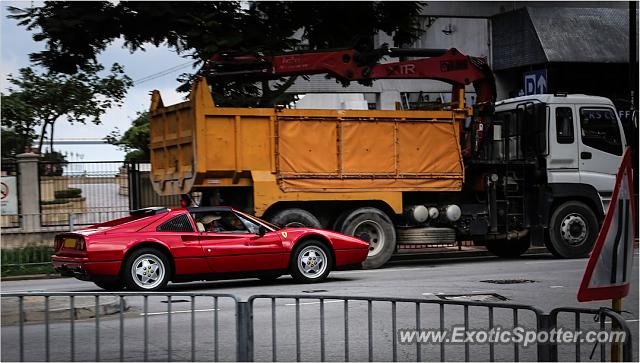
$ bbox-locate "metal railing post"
[69,213,75,231]
[536,313,556,362]
[236,301,253,362]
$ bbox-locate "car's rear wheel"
[93,280,124,291]
[290,240,332,283]
[123,248,171,291]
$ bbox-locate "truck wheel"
[547,201,598,258]
[485,238,530,258]
[270,208,322,228]
[340,207,396,269]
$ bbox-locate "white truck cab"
[493,94,627,257]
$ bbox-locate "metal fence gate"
[0,292,633,362]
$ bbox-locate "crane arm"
[206,47,496,157]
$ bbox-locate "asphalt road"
[1,253,638,361]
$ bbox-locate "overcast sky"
[1,1,192,161]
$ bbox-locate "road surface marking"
[422,292,444,296]
[524,259,585,265]
[140,308,219,316]
[332,267,431,275]
[549,285,564,288]
[472,290,496,293]
[284,300,343,306]
[605,319,639,324]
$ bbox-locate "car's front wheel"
[123,248,171,291]
[290,240,332,283]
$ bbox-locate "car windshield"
[235,211,281,231]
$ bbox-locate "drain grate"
[437,293,509,302]
[480,279,537,284]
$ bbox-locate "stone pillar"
[17,153,42,231]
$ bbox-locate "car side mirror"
[258,226,267,236]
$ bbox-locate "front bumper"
[52,255,121,281]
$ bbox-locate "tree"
[1,92,39,157]
[105,112,150,161]
[9,1,425,106]
[2,64,133,154]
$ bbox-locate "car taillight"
[77,238,86,251]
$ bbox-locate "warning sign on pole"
[1,176,18,215]
[577,147,637,302]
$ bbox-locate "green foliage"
[41,199,70,205]
[1,92,39,156]
[0,245,56,277]
[9,2,425,107]
[105,111,150,161]
[39,151,68,176]
[2,64,133,154]
[54,188,82,199]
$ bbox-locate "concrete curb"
[1,295,126,325]
[1,274,67,282]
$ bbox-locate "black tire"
[289,239,333,283]
[270,208,322,228]
[332,209,354,231]
[123,248,172,291]
[94,280,124,291]
[546,201,598,258]
[339,207,396,269]
[485,238,530,258]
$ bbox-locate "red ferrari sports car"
[52,206,369,291]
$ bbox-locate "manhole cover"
[437,293,508,302]
[302,289,328,293]
[480,279,537,284]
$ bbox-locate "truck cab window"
[579,108,622,155]
[556,107,574,144]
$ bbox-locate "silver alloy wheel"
[297,246,328,279]
[353,219,385,257]
[131,254,165,289]
[560,213,588,246]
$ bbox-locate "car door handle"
[580,151,592,160]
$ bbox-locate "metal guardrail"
[0,292,633,362]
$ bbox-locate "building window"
[555,107,574,144]
[156,214,194,232]
[579,108,622,156]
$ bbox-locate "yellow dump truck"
[150,78,467,267]
[151,52,619,268]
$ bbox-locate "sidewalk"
[1,295,125,325]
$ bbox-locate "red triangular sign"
[578,147,637,302]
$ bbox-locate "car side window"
[236,214,261,234]
[555,107,574,144]
[191,211,249,233]
[579,108,623,155]
[156,214,194,232]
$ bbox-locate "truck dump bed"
[150,78,465,197]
